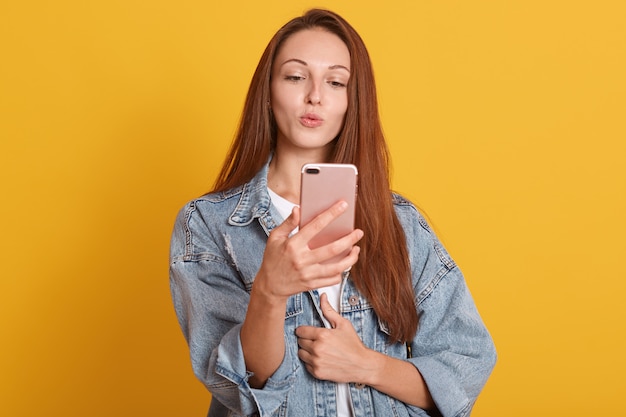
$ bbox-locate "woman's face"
[270,28,350,158]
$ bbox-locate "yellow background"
[1,0,624,415]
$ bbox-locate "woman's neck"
[267,158,302,204]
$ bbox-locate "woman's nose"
[306,81,321,104]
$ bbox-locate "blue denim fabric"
[170,161,496,417]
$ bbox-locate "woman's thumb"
[320,292,340,328]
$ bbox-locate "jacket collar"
[228,159,273,228]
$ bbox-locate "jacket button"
[355,383,365,389]
[348,295,359,306]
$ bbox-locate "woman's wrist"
[357,348,387,387]
[250,272,290,309]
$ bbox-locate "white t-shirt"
[268,188,353,417]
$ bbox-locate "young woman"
[170,9,496,417]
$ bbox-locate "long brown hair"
[214,9,418,342]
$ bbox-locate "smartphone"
[299,163,358,262]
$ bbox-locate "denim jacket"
[170,161,496,417]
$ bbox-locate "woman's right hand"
[254,201,363,301]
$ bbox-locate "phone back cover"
[300,163,358,252]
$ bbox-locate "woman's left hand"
[296,295,436,410]
[295,293,376,384]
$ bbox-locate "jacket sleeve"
[169,201,298,416]
[400,205,497,417]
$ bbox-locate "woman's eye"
[285,75,304,82]
[329,80,347,88]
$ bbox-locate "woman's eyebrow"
[329,64,350,73]
[280,58,308,67]
[280,58,350,73]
